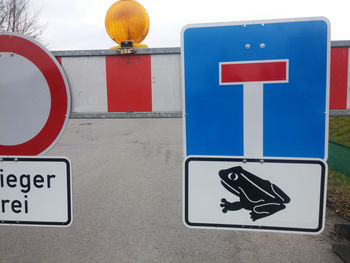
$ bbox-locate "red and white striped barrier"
[53,43,350,117]
[54,49,181,115]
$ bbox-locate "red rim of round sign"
[0,33,70,155]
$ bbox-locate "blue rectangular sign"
[182,18,330,159]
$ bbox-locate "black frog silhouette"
[219,166,290,221]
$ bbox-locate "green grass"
[328,116,350,221]
[328,167,350,221]
[329,116,350,147]
[328,167,350,188]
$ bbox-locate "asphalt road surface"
[0,119,343,263]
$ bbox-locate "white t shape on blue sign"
[219,59,289,157]
[182,18,329,160]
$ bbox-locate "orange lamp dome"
[105,0,149,45]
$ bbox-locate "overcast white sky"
[30,0,350,50]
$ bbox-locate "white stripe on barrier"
[61,56,108,113]
[151,54,182,112]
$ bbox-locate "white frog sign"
[184,157,327,233]
[0,157,72,226]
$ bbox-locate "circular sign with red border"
[0,33,71,156]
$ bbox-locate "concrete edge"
[52,42,349,57]
[335,224,350,240]
[69,110,348,119]
[331,41,350,47]
[332,243,350,263]
[330,110,350,116]
[70,112,183,119]
[52,47,181,57]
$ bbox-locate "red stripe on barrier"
[106,55,152,112]
[330,48,348,110]
[220,61,287,83]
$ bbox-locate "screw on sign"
[0,33,71,156]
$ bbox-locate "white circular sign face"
[0,33,71,155]
[0,53,51,145]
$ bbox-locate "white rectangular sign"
[0,156,72,226]
[184,157,327,233]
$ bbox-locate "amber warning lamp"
[105,0,149,54]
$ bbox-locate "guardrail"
[52,41,350,118]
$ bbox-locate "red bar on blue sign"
[220,60,288,84]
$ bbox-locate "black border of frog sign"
[184,157,326,233]
[0,157,72,227]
